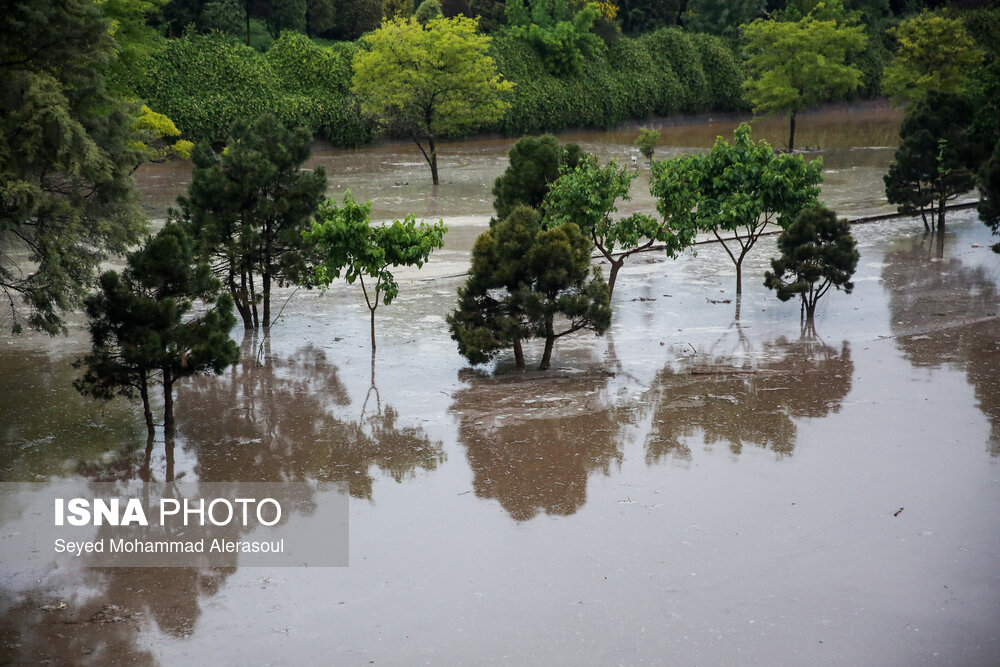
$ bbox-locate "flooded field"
[2,104,999,665]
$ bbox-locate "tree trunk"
[735,256,743,295]
[607,259,624,299]
[249,272,259,330]
[539,317,555,370]
[162,371,174,443]
[234,271,253,330]
[513,336,525,370]
[262,270,271,331]
[369,306,377,352]
[138,374,154,439]
[429,136,439,185]
[788,110,797,153]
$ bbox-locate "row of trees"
[449,126,859,369]
[74,114,448,435]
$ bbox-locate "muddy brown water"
[2,104,999,665]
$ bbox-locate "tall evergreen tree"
[75,225,239,439]
[179,114,327,331]
[1,0,147,334]
[492,135,583,221]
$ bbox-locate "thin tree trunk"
[249,271,259,330]
[607,259,624,299]
[513,336,525,370]
[262,270,271,331]
[788,110,797,153]
[162,371,174,444]
[429,135,439,185]
[234,271,253,330]
[139,374,154,439]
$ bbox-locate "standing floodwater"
[2,104,999,666]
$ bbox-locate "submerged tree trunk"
[429,135,439,185]
[233,271,253,330]
[788,110,797,153]
[262,270,271,331]
[162,370,175,444]
[513,336,525,370]
[607,259,624,299]
[138,375,154,439]
[539,317,555,370]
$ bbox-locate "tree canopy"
[179,114,327,331]
[304,193,447,352]
[741,6,867,151]
[652,124,823,297]
[75,224,239,439]
[882,10,984,105]
[884,91,981,232]
[492,135,583,220]
[544,155,697,298]
[352,15,513,184]
[1,0,148,334]
[764,205,859,327]
[448,206,610,370]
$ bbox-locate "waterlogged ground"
[2,104,999,665]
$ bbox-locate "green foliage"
[490,28,743,136]
[544,155,697,297]
[764,205,859,322]
[470,0,508,32]
[883,10,984,105]
[634,127,659,162]
[618,0,681,34]
[304,192,447,350]
[385,0,415,18]
[492,135,583,220]
[448,206,610,370]
[103,0,168,95]
[331,0,385,40]
[352,16,514,183]
[414,0,442,23]
[75,224,239,436]
[742,7,867,151]
[884,91,982,231]
[0,0,148,334]
[652,123,823,295]
[179,114,328,330]
[682,0,765,38]
[978,143,1000,251]
[137,31,370,145]
[505,0,605,76]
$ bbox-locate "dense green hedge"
[491,27,744,136]
[137,27,743,145]
[137,31,371,145]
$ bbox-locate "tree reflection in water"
[881,233,1000,455]
[644,335,854,462]
[176,339,445,498]
[451,368,637,521]
[0,341,445,663]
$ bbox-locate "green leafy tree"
[764,205,859,326]
[882,10,984,105]
[634,127,659,164]
[492,135,583,220]
[544,155,697,298]
[682,0,765,38]
[75,225,239,439]
[179,114,327,331]
[505,0,605,75]
[384,0,415,18]
[884,91,981,232]
[448,206,611,370]
[304,193,447,352]
[654,124,823,296]
[1,0,148,334]
[742,7,867,152]
[414,0,442,22]
[352,16,513,185]
[333,0,385,39]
